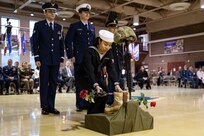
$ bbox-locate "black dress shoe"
[49,109,60,115]
[42,109,49,115]
[76,108,83,112]
[146,86,151,90]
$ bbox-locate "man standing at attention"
[65,3,95,111]
[32,2,64,115]
[105,11,123,104]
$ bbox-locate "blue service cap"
[76,3,91,13]
[42,2,58,11]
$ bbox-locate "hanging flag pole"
[18,31,22,56]
[22,32,26,55]
[4,33,7,56]
[8,33,12,55]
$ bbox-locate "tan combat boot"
[123,91,129,103]
[104,92,123,114]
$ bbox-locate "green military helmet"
[114,26,137,44]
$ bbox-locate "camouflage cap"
[114,26,137,44]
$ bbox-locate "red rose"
[80,90,88,99]
[150,101,156,107]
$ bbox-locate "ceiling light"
[14,10,17,13]
[90,22,93,24]
[57,11,74,18]
[133,15,139,26]
[118,20,128,26]
[63,18,66,21]
[201,0,204,9]
[169,2,190,11]
[30,13,34,16]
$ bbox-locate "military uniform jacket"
[135,70,149,80]
[61,67,74,78]
[3,65,18,79]
[0,67,3,79]
[188,70,197,78]
[111,43,123,79]
[78,46,118,92]
[32,20,64,65]
[181,70,188,78]
[19,68,34,79]
[65,21,95,64]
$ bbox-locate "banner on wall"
[164,39,184,54]
[128,43,139,61]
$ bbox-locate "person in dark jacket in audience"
[3,59,19,94]
[61,60,75,93]
[187,66,199,88]
[181,65,189,88]
[0,66,4,95]
[135,65,151,89]
[176,66,183,87]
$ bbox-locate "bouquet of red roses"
[80,89,96,103]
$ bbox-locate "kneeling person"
[78,30,123,114]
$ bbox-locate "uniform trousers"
[40,64,59,110]
[4,78,19,93]
[0,79,4,94]
[75,64,90,109]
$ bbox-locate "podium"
[85,101,153,135]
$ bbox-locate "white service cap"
[76,3,91,13]
[99,30,114,43]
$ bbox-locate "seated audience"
[181,65,189,88]
[33,66,40,91]
[28,63,34,73]
[176,66,183,87]
[14,61,21,89]
[57,71,64,93]
[157,67,166,86]
[3,59,19,94]
[61,60,75,93]
[19,62,34,94]
[187,66,199,88]
[197,66,204,86]
[0,66,4,95]
[134,65,151,89]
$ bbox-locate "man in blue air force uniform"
[32,2,64,115]
[0,66,4,95]
[65,3,95,111]
[3,59,19,95]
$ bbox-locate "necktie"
[85,24,88,30]
[67,68,72,77]
[49,22,53,31]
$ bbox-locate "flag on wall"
[18,32,26,55]
[128,43,140,61]
[21,32,26,55]
[135,44,139,61]
[18,32,22,55]
[7,34,12,54]
[4,34,7,55]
